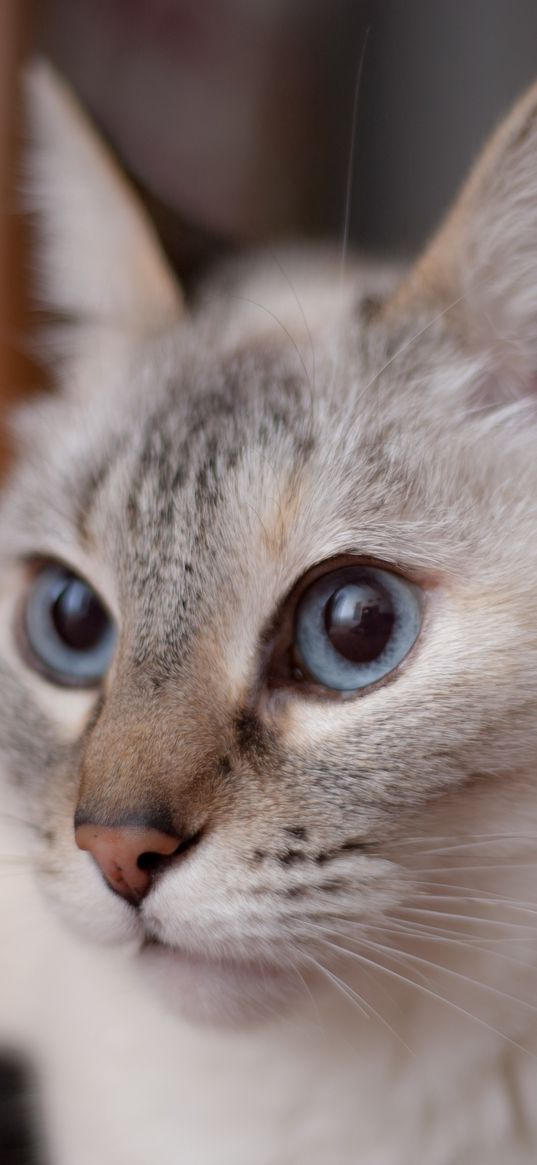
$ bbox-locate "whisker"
[294,909,533,954]
[362,295,465,396]
[244,502,272,545]
[297,910,537,985]
[338,27,370,289]
[406,863,537,874]
[301,949,414,1054]
[397,904,537,931]
[379,918,537,974]
[0,811,36,831]
[298,916,434,991]
[268,248,316,390]
[288,960,323,1026]
[301,951,371,1020]
[329,26,370,401]
[396,833,537,856]
[344,932,537,1018]
[407,880,537,912]
[311,933,537,1061]
[360,915,514,950]
[382,913,532,948]
[411,886,537,913]
[232,295,312,387]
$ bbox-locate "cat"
[1,58,537,1165]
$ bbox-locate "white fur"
[2,808,537,1165]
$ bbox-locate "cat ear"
[393,81,537,392]
[24,60,182,331]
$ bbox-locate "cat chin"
[43,879,144,948]
[136,941,298,1027]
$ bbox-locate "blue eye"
[294,565,421,693]
[22,565,116,686]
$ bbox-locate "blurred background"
[1,0,537,474]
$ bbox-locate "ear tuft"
[24,60,182,331]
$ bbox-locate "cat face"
[2,64,537,1022]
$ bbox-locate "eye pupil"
[21,564,116,686]
[325,582,394,664]
[52,580,109,652]
[292,564,421,693]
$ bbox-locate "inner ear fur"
[24,60,183,332]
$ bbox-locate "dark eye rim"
[264,553,431,701]
[15,557,116,690]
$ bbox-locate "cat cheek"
[5,665,98,748]
[23,685,98,746]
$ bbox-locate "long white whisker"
[293,909,533,953]
[353,916,534,961]
[342,918,537,1001]
[338,931,537,1018]
[311,933,537,1060]
[232,295,312,387]
[298,916,434,991]
[382,912,533,947]
[338,27,370,289]
[411,887,537,913]
[301,951,371,1020]
[394,833,537,854]
[329,27,370,400]
[288,958,323,1025]
[408,880,537,912]
[398,904,537,931]
[406,863,537,874]
[297,910,537,983]
[301,949,414,1054]
[362,295,465,395]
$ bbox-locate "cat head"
[2,62,537,1022]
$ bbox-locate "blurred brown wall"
[0,1,24,479]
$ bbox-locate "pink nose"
[75,823,181,904]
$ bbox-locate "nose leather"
[75,823,181,903]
